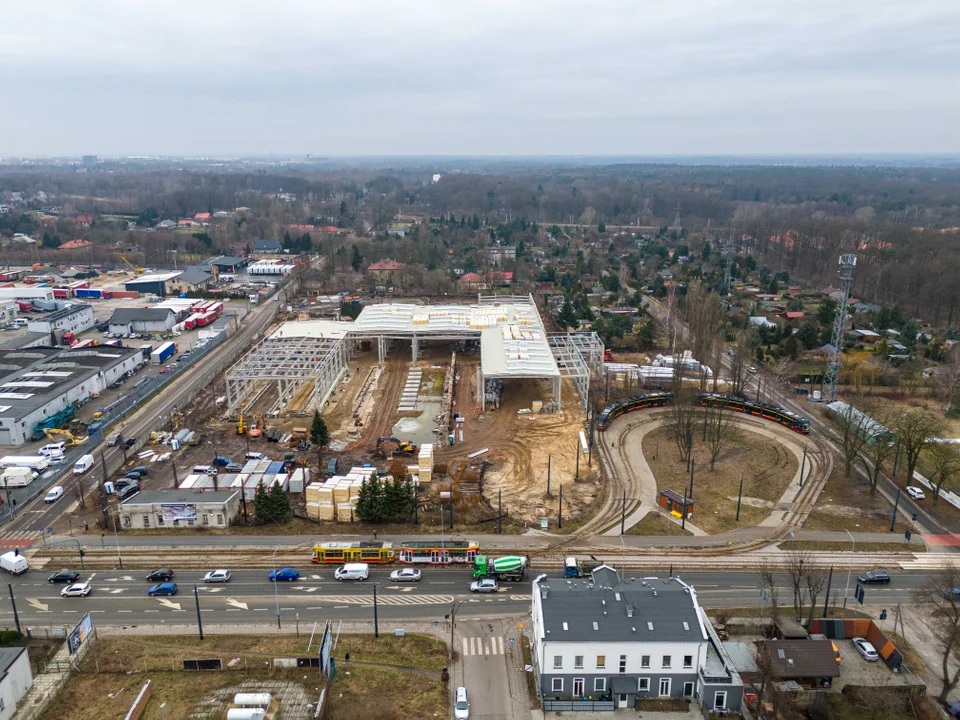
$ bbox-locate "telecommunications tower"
[672,204,682,236]
[824,253,857,402]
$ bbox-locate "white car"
[44,486,64,503]
[470,578,499,593]
[852,637,879,662]
[906,486,925,500]
[389,568,422,583]
[61,582,91,598]
[203,569,231,583]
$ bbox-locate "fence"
[542,700,615,711]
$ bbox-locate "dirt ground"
[641,425,799,534]
[802,465,913,534]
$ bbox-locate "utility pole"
[8,584,20,634]
[448,601,460,661]
[799,445,807,487]
[113,514,123,569]
[620,490,626,535]
[373,584,379,638]
[575,441,580,481]
[736,473,744,521]
[193,584,204,640]
[547,455,551,497]
[823,566,834,618]
[689,458,695,499]
[558,484,563,529]
[497,489,502,535]
[890,488,901,532]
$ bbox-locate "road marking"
[311,575,322,580]
[87,573,97,581]
[226,598,249,610]
[198,587,224,593]
[253,608,268,611]
[155,598,181,610]
[386,586,414,592]
[432,581,455,585]
[89,610,105,613]
[144,610,159,613]
[334,605,348,609]
[498,637,504,654]
[108,589,125,594]
[307,607,323,610]
[118,610,132,613]
[63,610,77,613]
[25,598,49,612]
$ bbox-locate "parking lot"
[834,637,910,690]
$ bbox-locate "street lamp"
[842,529,855,608]
[273,544,281,629]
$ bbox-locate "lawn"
[625,512,693,536]
[43,634,448,720]
[642,425,799,534]
[802,465,912,534]
[778,540,925,553]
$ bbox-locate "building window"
[157,516,164,526]
[638,678,650,692]
[553,656,562,670]
[142,516,149,527]
[202,514,210,525]
[714,691,727,710]
[683,682,694,698]
[596,655,605,669]
[640,655,650,669]
[662,655,672,669]
[188,520,195,526]
[574,655,583,670]
[217,514,224,525]
[123,515,132,528]
[619,655,626,674]
[552,678,563,693]
[683,655,693,669]
[573,678,584,697]
[594,678,606,693]
[659,678,671,697]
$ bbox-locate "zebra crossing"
[0,530,36,548]
[462,636,505,656]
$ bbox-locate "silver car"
[852,637,879,662]
[470,578,499,593]
[389,568,422,583]
[203,569,231,583]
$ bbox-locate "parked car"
[124,470,144,480]
[390,568,422,583]
[906,486,925,500]
[116,482,140,500]
[942,587,960,599]
[146,568,174,582]
[124,437,137,449]
[454,686,470,720]
[44,486,64,503]
[61,582,92,598]
[470,578,499,593]
[852,637,879,662]
[148,582,179,596]
[203,569,232,583]
[106,433,122,447]
[48,569,80,584]
[945,701,960,718]
[857,571,891,584]
[225,462,243,473]
[128,466,148,476]
[269,568,300,582]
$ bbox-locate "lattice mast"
[824,254,857,402]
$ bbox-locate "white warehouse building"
[27,304,95,336]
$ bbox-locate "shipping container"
[150,341,177,364]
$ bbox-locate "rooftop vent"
[592,622,599,631]
[787,659,794,667]
[615,593,621,602]
[602,600,606,606]
[683,622,690,631]
[631,627,636,633]
[626,604,634,618]
[777,649,785,660]
[653,590,657,597]
[647,622,654,631]
[562,622,568,631]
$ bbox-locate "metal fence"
[542,700,616,711]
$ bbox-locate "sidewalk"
[14,641,72,720]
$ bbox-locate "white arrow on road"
[226,598,249,610]
[293,586,320,593]
[198,587,224,593]
[155,598,181,610]
[25,598,49,612]
[310,575,322,580]
[386,586,415,592]
[108,589,125,594]
[105,576,135,582]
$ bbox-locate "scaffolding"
[548,332,604,412]
[225,334,352,415]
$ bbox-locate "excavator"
[237,407,247,435]
[42,428,88,446]
[376,436,417,458]
[248,414,266,438]
[120,254,144,274]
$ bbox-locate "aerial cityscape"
[0,2,959,720]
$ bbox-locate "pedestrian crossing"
[0,530,36,548]
[462,636,505,656]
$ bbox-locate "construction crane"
[120,254,144,274]
[42,428,88,446]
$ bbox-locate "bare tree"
[684,282,723,390]
[702,404,740,471]
[728,329,756,397]
[912,566,960,705]
[829,400,872,478]
[759,560,781,629]
[928,442,960,506]
[769,357,796,389]
[785,552,811,622]
[937,355,960,412]
[894,411,947,483]
[804,567,828,628]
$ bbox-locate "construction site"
[219,295,605,528]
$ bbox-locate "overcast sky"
[1,0,958,157]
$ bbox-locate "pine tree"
[355,477,384,523]
[351,244,363,272]
[252,481,269,524]
[268,481,292,523]
[310,410,329,466]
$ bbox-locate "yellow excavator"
[120,254,144,274]
[42,428,88,446]
[237,407,247,435]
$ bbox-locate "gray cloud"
[1,0,958,156]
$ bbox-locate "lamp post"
[842,529,855,608]
[273,544,281,629]
[113,514,123,569]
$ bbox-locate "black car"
[124,470,144,480]
[124,437,137,449]
[857,570,891,584]
[48,569,80,584]
[146,568,174,582]
[116,482,140,500]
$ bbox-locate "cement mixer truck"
[472,555,528,582]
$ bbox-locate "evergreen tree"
[350,244,363,272]
[310,410,329,466]
[268,481,292,522]
[252,481,270,523]
[355,477,385,523]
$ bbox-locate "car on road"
[906,486,925,500]
[61,582,91,598]
[106,433,122,447]
[747,366,758,373]
[124,437,137,449]
[203,569,232,583]
[48,569,80,584]
[116,482,140,501]
[148,582,179,596]
[852,637,879,662]
[44,486,64,503]
[390,568,422,583]
[942,587,960,599]
[470,578,499,593]
[146,568,174,582]
[857,571,891,584]
[269,568,300,582]
[454,686,470,720]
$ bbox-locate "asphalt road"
[0,569,935,629]
[1,293,282,536]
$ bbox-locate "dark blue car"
[269,568,300,582]
[148,582,179,596]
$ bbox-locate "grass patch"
[636,697,689,711]
[624,512,693,536]
[521,633,540,709]
[778,541,926,553]
[889,631,925,676]
[642,425,799,534]
[802,465,912,534]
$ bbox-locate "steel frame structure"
[225,334,352,415]
[548,332,604,412]
[824,253,857,403]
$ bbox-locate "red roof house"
[58,239,94,250]
[74,214,94,226]
[367,259,406,280]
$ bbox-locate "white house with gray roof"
[531,566,742,713]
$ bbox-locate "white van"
[39,442,66,458]
[0,551,28,575]
[245,452,267,462]
[334,563,369,581]
[73,454,94,474]
[193,465,217,476]
[454,687,470,720]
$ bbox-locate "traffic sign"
[880,609,887,621]
[905,530,912,542]
[855,583,865,605]
[509,637,515,644]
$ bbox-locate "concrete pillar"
[412,334,418,366]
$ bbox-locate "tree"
[702,404,739,471]
[267,481,292,522]
[817,297,838,326]
[894,411,946,484]
[728,329,755,397]
[350,244,363,272]
[310,410,329,466]
[912,566,960,705]
[928,442,960,506]
[804,567,828,628]
[785,551,812,621]
[795,321,820,349]
[858,406,896,496]
[900,319,918,348]
[769,357,796,387]
[597,221,606,233]
[937,355,960,412]
[831,401,872,478]
[355,476,385,523]
[252,481,271,523]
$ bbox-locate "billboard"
[159,504,198,523]
[318,620,333,675]
[67,612,93,655]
